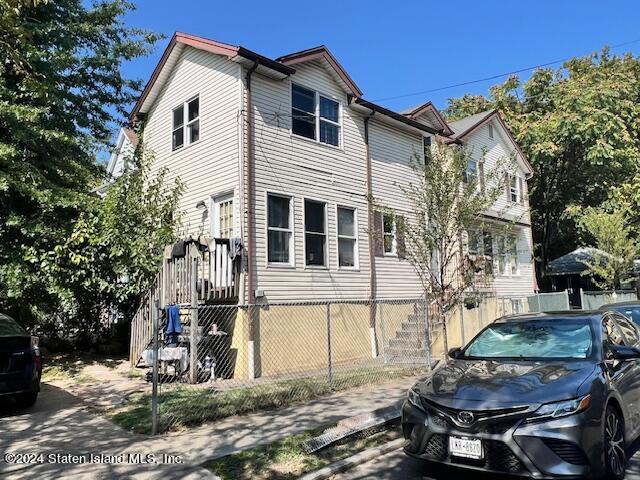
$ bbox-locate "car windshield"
[0,314,27,337]
[610,306,640,326]
[463,318,593,360]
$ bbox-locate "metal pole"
[379,302,386,360]
[327,302,333,390]
[190,256,199,384]
[423,295,432,369]
[151,300,160,435]
[459,305,465,346]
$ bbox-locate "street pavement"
[333,442,640,480]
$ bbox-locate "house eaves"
[402,101,454,136]
[352,98,448,137]
[276,45,363,97]
[129,32,296,121]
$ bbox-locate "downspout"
[245,60,259,379]
[364,111,377,357]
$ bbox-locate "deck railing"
[129,238,242,366]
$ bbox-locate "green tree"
[389,143,513,358]
[43,148,183,343]
[571,206,637,290]
[0,0,160,327]
[443,50,640,287]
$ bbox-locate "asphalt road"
[333,442,640,480]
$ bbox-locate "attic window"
[172,95,200,151]
[291,84,341,147]
[488,123,494,139]
[422,136,431,163]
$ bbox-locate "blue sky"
[121,0,640,118]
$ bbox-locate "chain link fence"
[144,298,436,433]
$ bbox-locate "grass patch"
[206,421,401,479]
[111,366,420,434]
[42,353,124,382]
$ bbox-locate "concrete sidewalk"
[0,375,419,479]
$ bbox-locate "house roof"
[276,45,363,97]
[129,32,296,121]
[546,247,610,276]
[402,101,454,135]
[446,109,534,178]
[352,98,444,135]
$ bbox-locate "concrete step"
[388,337,424,349]
[385,347,429,358]
[384,355,431,365]
[401,321,426,334]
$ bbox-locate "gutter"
[354,98,442,136]
[245,60,259,378]
[363,111,378,357]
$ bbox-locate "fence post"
[423,295,432,369]
[189,257,199,384]
[459,304,465,346]
[379,301,386,360]
[151,300,160,435]
[579,288,585,310]
[326,302,333,390]
[564,290,570,310]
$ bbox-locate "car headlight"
[524,395,591,423]
[407,387,423,410]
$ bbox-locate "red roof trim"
[404,101,454,136]
[277,46,363,97]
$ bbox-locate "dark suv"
[0,313,41,408]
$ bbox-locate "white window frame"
[291,82,342,148]
[493,233,519,277]
[465,158,479,185]
[336,205,358,270]
[382,213,397,256]
[266,192,294,267]
[172,94,200,152]
[488,123,494,139]
[509,175,521,203]
[211,192,234,238]
[303,197,328,268]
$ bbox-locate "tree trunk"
[441,311,449,364]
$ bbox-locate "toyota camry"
[402,311,640,479]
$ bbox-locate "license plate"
[449,436,483,459]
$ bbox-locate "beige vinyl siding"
[249,61,371,302]
[464,121,535,296]
[142,46,243,239]
[369,120,424,299]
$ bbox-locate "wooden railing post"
[189,256,199,384]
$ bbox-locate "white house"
[128,32,536,306]
[96,127,138,197]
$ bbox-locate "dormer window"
[291,84,341,147]
[172,95,200,151]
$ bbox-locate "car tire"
[603,405,626,480]
[15,392,38,409]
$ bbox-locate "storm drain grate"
[302,406,401,453]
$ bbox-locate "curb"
[298,437,406,480]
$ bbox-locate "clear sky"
[121,0,640,118]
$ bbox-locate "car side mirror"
[448,347,463,359]
[610,344,640,361]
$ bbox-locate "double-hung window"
[383,214,396,255]
[464,158,478,184]
[423,136,432,164]
[337,206,357,268]
[292,84,341,147]
[172,96,200,151]
[509,175,519,203]
[468,229,494,275]
[494,234,518,276]
[304,199,327,266]
[267,194,293,264]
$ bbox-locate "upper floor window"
[172,96,200,151]
[508,175,524,204]
[488,123,494,139]
[291,84,341,147]
[464,158,478,184]
[304,199,327,266]
[423,136,432,164]
[495,234,519,276]
[267,194,293,265]
[383,214,396,255]
[337,206,357,268]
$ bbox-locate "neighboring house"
[96,127,138,197]
[128,31,536,306]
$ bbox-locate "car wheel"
[15,392,38,408]
[604,405,626,480]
